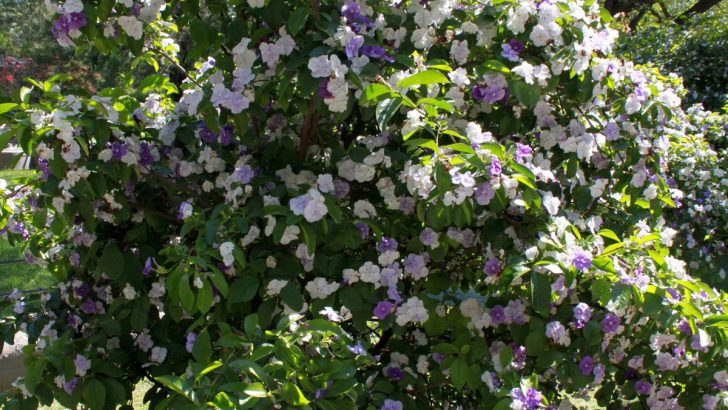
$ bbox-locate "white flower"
[75,354,91,377]
[280,225,300,245]
[266,279,288,296]
[308,55,332,78]
[123,283,137,300]
[150,346,167,363]
[117,16,143,40]
[305,277,340,299]
[449,40,469,65]
[247,0,264,7]
[359,262,381,286]
[448,68,470,86]
[512,61,535,84]
[396,297,429,326]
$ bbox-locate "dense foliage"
[0,0,138,96]
[616,1,728,110]
[1,0,728,409]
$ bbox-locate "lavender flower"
[347,341,366,355]
[579,356,594,375]
[374,300,394,320]
[601,313,621,334]
[635,380,652,395]
[573,302,591,328]
[483,258,502,276]
[185,332,197,353]
[380,399,403,410]
[385,366,404,380]
[572,251,592,271]
[376,237,398,253]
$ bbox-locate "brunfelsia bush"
[1,0,728,409]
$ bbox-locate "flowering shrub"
[617,4,728,111]
[662,103,728,288]
[1,0,728,409]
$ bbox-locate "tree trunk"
[674,0,723,24]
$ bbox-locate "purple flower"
[347,341,366,355]
[143,257,153,275]
[475,182,495,205]
[515,143,532,163]
[74,283,91,298]
[490,305,506,325]
[196,123,218,144]
[63,377,79,394]
[345,36,365,59]
[185,332,197,353]
[232,165,255,184]
[635,380,652,395]
[178,201,193,220]
[483,258,502,276]
[139,142,155,166]
[483,85,507,104]
[508,39,525,53]
[489,157,502,177]
[501,43,520,62]
[318,78,333,99]
[573,302,591,328]
[419,228,438,247]
[361,45,393,62]
[355,222,370,239]
[385,366,404,380]
[525,389,542,408]
[579,356,594,375]
[219,124,234,146]
[572,251,592,271]
[601,313,621,334]
[387,286,402,304]
[111,141,128,160]
[380,399,403,410]
[374,300,394,319]
[377,237,398,253]
[471,84,487,101]
[341,1,373,27]
[333,181,350,199]
[81,299,97,314]
[677,318,692,335]
[200,56,216,73]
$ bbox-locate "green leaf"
[197,279,214,314]
[178,274,196,313]
[499,346,513,368]
[282,382,310,406]
[417,97,454,113]
[155,375,198,403]
[287,7,309,36]
[483,60,510,74]
[450,357,469,390]
[83,379,106,410]
[531,272,551,317]
[397,70,450,89]
[196,361,223,382]
[243,382,268,398]
[97,243,124,280]
[0,103,18,115]
[228,274,259,305]
[375,97,402,131]
[360,83,393,103]
[280,282,304,311]
[299,222,317,254]
[192,330,212,365]
[509,79,541,107]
